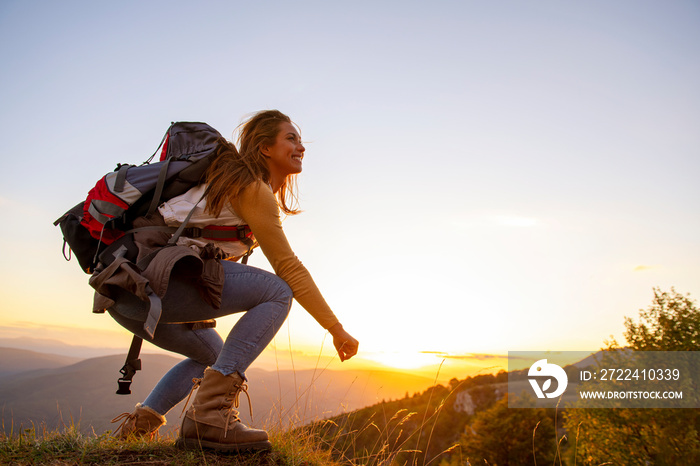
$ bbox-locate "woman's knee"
[269,276,293,323]
[191,327,224,365]
[273,277,293,306]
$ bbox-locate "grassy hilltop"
[0,425,341,465]
[2,288,698,465]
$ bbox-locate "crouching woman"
[108,110,359,451]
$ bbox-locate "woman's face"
[262,122,305,179]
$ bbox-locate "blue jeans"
[108,260,292,415]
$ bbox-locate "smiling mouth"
[292,155,303,162]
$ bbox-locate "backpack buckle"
[116,356,141,395]
[116,378,133,395]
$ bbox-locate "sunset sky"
[1,1,698,382]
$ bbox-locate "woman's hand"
[328,323,359,362]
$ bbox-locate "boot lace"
[180,376,203,418]
[110,411,136,437]
[223,380,253,436]
[230,380,253,417]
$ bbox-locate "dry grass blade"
[424,443,461,466]
[532,420,541,466]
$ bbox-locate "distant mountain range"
[0,347,81,376]
[0,346,435,436]
[0,337,128,359]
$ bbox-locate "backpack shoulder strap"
[146,157,172,216]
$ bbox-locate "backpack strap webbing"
[116,335,142,395]
[125,224,252,241]
[114,164,131,193]
[147,158,172,216]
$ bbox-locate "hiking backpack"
[54,121,252,394]
[55,121,235,274]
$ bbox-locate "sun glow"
[366,351,444,371]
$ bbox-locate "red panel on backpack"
[159,134,170,161]
[81,178,129,244]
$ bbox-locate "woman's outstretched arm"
[232,181,358,360]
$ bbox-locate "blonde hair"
[205,110,301,217]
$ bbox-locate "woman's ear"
[260,144,271,157]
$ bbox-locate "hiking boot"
[176,368,271,451]
[112,403,166,439]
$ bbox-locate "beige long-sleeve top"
[231,181,340,330]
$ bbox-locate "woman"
[109,110,359,451]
